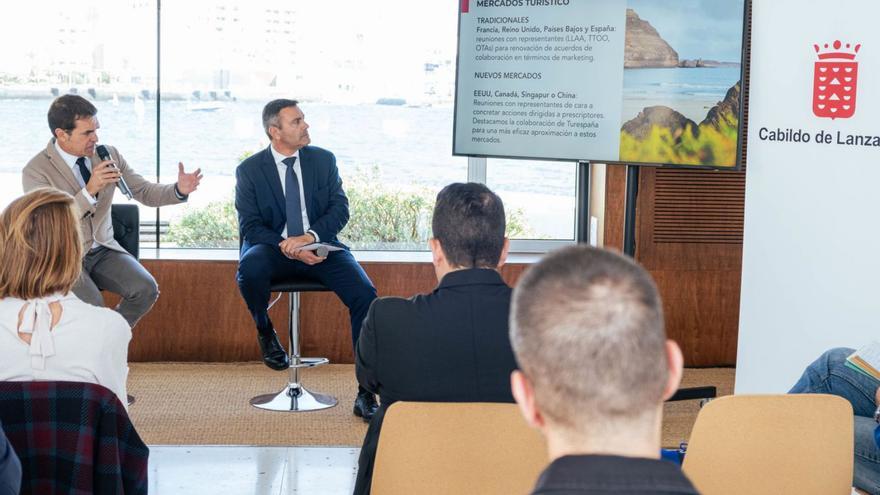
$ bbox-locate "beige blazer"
[22,139,184,254]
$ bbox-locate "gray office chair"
[111,204,139,259]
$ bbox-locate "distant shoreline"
[626,62,741,70]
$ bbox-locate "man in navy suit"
[235,99,378,420]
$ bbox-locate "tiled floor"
[148,446,359,495]
[146,444,868,495]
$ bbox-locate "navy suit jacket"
[235,145,349,254]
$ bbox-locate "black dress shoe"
[353,391,378,422]
[257,329,290,371]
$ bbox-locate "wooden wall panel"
[651,169,745,245]
[636,168,746,271]
[603,164,628,252]
[650,268,743,365]
[125,260,528,364]
[634,157,746,367]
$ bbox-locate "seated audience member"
[0,421,20,495]
[353,183,519,495]
[790,348,880,493]
[509,245,699,495]
[0,188,131,407]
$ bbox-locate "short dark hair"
[431,183,506,268]
[510,245,668,430]
[262,99,299,139]
[47,94,97,135]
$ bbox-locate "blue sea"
[622,67,742,123]
[1,68,739,187]
[0,70,740,240]
[0,97,584,238]
[0,98,577,197]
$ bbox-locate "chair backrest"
[371,402,547,495]
[682,394,853,495]
[0,381,149,494]
[111,203,140,259]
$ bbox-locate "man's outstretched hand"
[176,162,203,195]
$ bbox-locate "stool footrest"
[290,357,329,369]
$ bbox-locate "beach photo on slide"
[618,0,746,167]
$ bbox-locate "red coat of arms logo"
[813,40,860,119]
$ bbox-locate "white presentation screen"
[453,0,746,168]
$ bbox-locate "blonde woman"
[0,188,130,407]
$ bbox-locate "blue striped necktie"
[283,157,304,237]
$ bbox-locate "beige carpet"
[127,363,734,447]
[662,367,735,448]
[128,363,369,446]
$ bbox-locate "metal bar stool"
[249,278,338,412]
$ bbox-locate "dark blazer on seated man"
[236,99,378,419]
[237,145,347,250]
[353,183,519,495]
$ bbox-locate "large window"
[0,0,157,221]
[1,1,577,253]
[486,158,578,245]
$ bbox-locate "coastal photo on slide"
[619,0,746,167]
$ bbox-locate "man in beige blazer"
[22,94,202,328]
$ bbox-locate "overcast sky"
[627,0,746,62]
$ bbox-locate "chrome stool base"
[250,384,338,412]
[249,289,337,413]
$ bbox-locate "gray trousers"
[73,246,159,328]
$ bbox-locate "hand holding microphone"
[95,144,133,199]
[83,158,119,197]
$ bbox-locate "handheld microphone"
[315,246,329,258]
[96,145,133,200]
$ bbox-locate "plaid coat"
[0,381,148,494]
